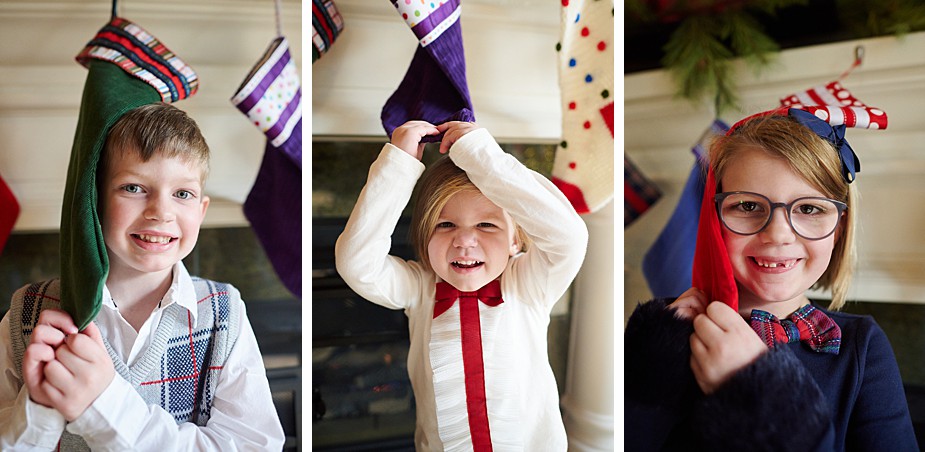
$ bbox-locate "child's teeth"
[757,259,795,268]
[138,234,170,244]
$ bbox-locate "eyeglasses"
[714,191,847,240]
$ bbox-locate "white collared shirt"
[97,262,194,367]
[0,262,285,451]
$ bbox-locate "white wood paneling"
[0,0,302,231]
[311,0,562,142]
[625,32,925,306]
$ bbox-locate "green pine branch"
[658,3,790,114]
[724,11,779,69]
[628,0,925,114]
[837,0,925,37]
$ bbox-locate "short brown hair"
[410,156,531,270]
[101,102,210,181]
[710,114,856,310]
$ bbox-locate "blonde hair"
[410,156,531,271]
[710,114,856,310]
[101,102,210,181]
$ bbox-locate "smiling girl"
[336,120,588,451]
[625,111,917,451]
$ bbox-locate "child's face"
[427,190,519,292]
[99,149,209,281]
[720,146,839,315]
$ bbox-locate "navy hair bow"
[788,108,861,184]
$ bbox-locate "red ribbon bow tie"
[432,279,503,449]
[749,304,841,354]
[433,280,503,318]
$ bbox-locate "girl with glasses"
[626,108,917,451]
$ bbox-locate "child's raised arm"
[336,120,437,311]
[441,122,589,310]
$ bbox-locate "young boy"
[0,103,285,450]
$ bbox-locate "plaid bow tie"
[749,304,841,354]
[434,280,503,318]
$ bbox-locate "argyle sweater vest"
[8,278,241,450]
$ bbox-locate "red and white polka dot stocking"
[551,0,614,215]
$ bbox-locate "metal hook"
[838,45,865,81]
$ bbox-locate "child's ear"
[509,237,520,256]
[199,195,210,221]
[833,211,846,244]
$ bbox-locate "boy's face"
[427,190,519,292]
[720,146,837,317]
[99,149,209,281]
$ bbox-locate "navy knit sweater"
[625,298,918,451]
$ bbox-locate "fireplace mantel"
[625,32,925,308]
[0,0,302,231]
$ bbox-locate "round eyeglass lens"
[718,193,841,239]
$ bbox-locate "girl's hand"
[689,301,767,394]
[391,120,440,160]
[437,121,482,154]
[670,287,708,320]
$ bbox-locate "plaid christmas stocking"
[312,0,344,63]
[62,17,198,329]
[623,156,661,227]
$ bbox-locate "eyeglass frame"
[713,191,848,241]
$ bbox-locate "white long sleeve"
[0,263,284,451]
[0,313,67,451]
[335,142,430,312]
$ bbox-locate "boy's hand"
[689,301,767,394]
[22,309,78,409]
[43,322,115,421]
[437,121,482,155]
[391,120,440,160]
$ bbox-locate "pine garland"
[836,0,925,36]
[661,11,783,113]
[627,0,925,114]
[653,0,802,114]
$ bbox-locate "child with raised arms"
[335,120,588,451]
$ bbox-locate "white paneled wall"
[311,0,562,142]
[0,0,302,231]
[625,32,925,313]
